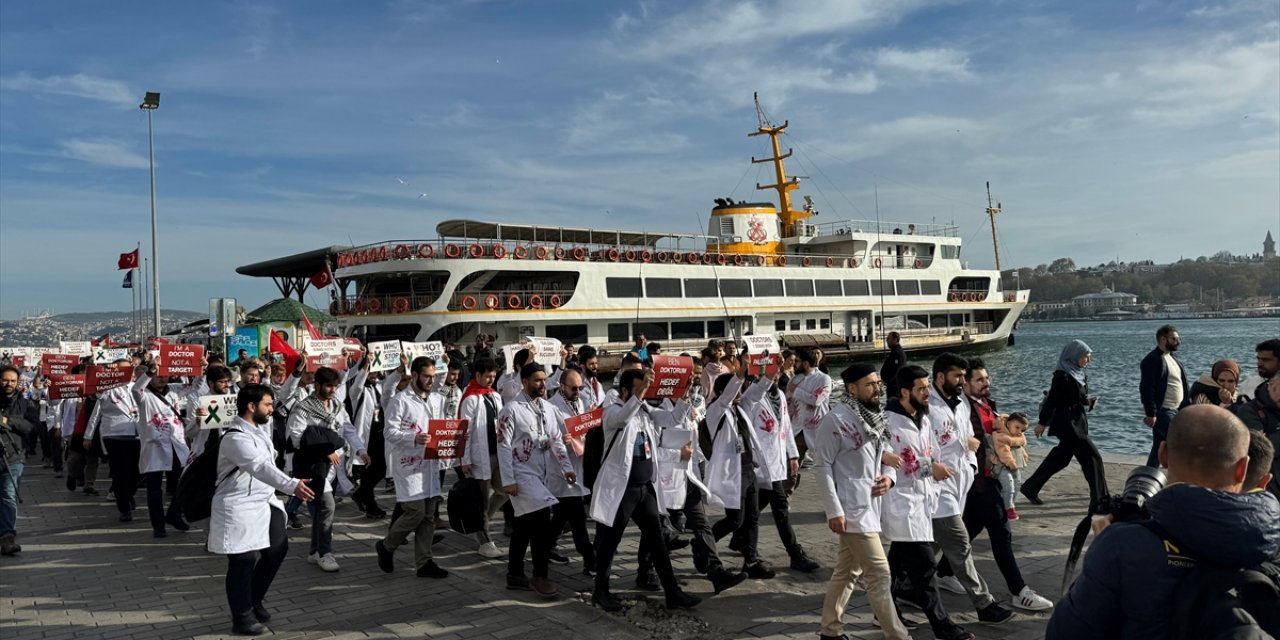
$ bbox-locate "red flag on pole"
[118,249,140,270]
[300,312,322,341]
[309,269,332,289]
[269,330,300,372]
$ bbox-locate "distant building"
[1073,287,1138,311]
[1265,230,1276,260]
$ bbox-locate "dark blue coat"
[1139,348,1190,418]
[1047,484,1280,640]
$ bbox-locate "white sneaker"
[936,575,965,594]
[477,541,503,559]
[308,552,320,565]
[1013,586,1054,611]
[318,553,341,572]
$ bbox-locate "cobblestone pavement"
[2,453,1143,640]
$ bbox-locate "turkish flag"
[300,313,323,341]
[118,249,139,270]
[268,330,301,372]
[309,269,331,289]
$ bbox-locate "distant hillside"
[46,309,204,324]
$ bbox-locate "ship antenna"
[986,181,1003,273]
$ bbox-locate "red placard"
[8,356,25,368]
[564,406,604,439]
[305,353,348,372]
[158,344,204,377]
[424,419,469,460]
[41,353,80,376]
[645,355,694,399]
[86,365,133,394]
[48,374,86,400]
[746,352,781,378]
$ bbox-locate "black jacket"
[880,345,907,396]
[1233,388,1280,501]
[1039,370,1090,440]
[0,391,38,467]
[1139,348,1189,417]
[292,424,346,497]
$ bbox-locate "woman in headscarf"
[1019,339,1109,508]
[1188,359,1242,407]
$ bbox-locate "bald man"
[1048,405,1280,640]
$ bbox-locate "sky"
[1,0,1277,319]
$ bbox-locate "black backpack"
[1142,521,1280,640]
[447,476,485,534]
[175,428,241,522]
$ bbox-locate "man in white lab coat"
[815,363,909,640]
[788,348,832,456]
[458,358,507,558]
[547,369,596,575]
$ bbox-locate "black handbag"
[447,476,485,534]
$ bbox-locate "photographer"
[1047,405,1280,639]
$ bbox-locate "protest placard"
[92,347,129,364]
[59,341,91,357]
[563,406,604,439]
[342,337,364,358]
[48,374,86,400]
[522,336,562,366]
[645,355,695,399]
[86,365,133,394]
[746,352,781,378]
[501,344,522,373]
[157,344,205,377]
[401,341,444,363]
[303,337,347,371]
[196,394,239,429]
[424,419,469,460]
[41,354,80,376]
[6,355,25,368]
[742,334,780,355]
[367,340,402,372]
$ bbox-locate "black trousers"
[38,425,63,471]
[889,541,958,637]
[594,483,678,595]
[104,437,141,515]
[711,467,760,565]
[549,496,595,564]
[353,424,387,509]
[936,476,1025,593]
[1021,433,1109,507]
[758,480,800,557]
[508,506,555,579]
[226,509,288,622]
[683,481,725,572]
[143,453,183,533]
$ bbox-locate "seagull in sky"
[396,177,409,185]
[418,193,429,199]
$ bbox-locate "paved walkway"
[1,452,1139,640]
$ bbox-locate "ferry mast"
[749,93,813,239]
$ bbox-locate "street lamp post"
[140,91,160,338]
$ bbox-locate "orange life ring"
[606,248,620,262]
[444,244,461,258]
[533,245,549,260]
[552,246,565,260]
[528,294,543,309]
[777,255,788,267]
[549,294,563,308]
[492,245,507,259]
[656,251,669,263]
[513,245,529,260]
[849,257,859,268]
[802,256,813,267]
[469,244,484,258]
[393,297,410,313]
[461,295,477,310]
[755,255,766,266]
[366,298,382,313]
[733,254,744,266]
[641,250,652,263]
[825,257,835,268]
[619,249,633,262]
[393,244,410,260]
[352,299,365,313]
[914,259,923,269]
[484,294,499,309]
[874,257,883,269]
[715,253,727,266]
[506,294,522,309]
[573,247,588,261]
[417,244,435,259]
[377,246,388,262]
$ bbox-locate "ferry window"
[707,320,726,338]
[870,280,895,296]
[645,278,682,298]
[815,280,842,297]
[753,279,784,296]
[545,324,588,345]
[789,320,801,331]
[929,315,949,329]
[606,277,641,298]
[897,280,921,295]
[607,323,630,343]
[684,279,719,298]
[921,280,941,295]
[720,279,752,297]
[785,279,815,296]
[843,280,870,296]
[950,314,966,327]
[806,319,817,330]
[820,318,831,330]
[774,320,785,331]
[909,315,929,328]
[941,245,959,259]
[634,322,668,340]
[671,321,704,339]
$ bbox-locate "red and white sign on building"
[645,355,694,400]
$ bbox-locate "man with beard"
[0,364,38,556]
[788,348,832,460]
[1240,338,1279,402]
[927,353,1013,626]
[210,384,315,636]
[547,369,596,575]
[881,365,974,640]
[1139,325,1189,467]
[933,358,1054,611]
[815,364,908,640]
[576,346,605,410]
[458,358,507,559]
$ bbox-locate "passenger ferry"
[244,102,1029,359]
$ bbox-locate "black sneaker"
[1020,487,1044,506]
[153,529,167,539]
[287,515,304,530]
[548,550,570,564]
[165,514,190,532]
[83,487,99,496]
[665,536,690,552]
[937,624,976,640]
[66,475,77,492]
[709,568,747,594]
[581,564,597,578]
[251,602,271,623]
[506,575,532,591]
[593,590,624,612]
[634,572,660,591]
[416,560,448,579]
[745,561,776,579]
[664,590,701,610]
[231,619,270,636]
[375,540,394,573]
[432,533,444,544]
[978,602,1015,624]
[119,512,133,523]
[789,552,820,573]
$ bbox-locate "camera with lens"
[1062,466,1167,591]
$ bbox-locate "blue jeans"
[1147,409,1176,468]
[0,463,23,537]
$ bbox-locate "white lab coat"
[208,417,300,555]
[651,398,697,508]
[86,383,138,440]
[590,394,686,525]
[458,389,503,480]
[813,402,896,534]
[744,382,799,484]
[881,401,940,542]
[928,392,975,518]
[789,369,832,448]
[497,371,523,404]
[496,392,573,516]
[382,386,445,502]
[704,376,766,509]
[548,391,591,499]
[580,374,606,410]
[134,376,190,475]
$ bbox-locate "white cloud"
[1128,39,1280,127]
[873,47,973,80]
[59,139,150,169]
[0,73,135,106]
